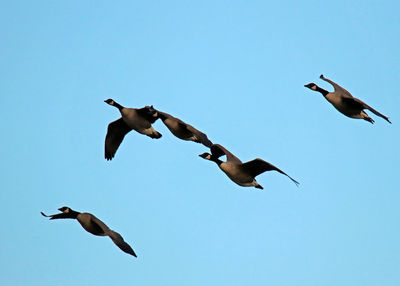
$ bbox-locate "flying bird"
[156,110,213,147]
[304,75,391,124]
[199,144,299,189]
[104,99,162,160]
[41,207,137,257]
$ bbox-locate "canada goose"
[157,110,213,147]
[104,99,162,160]
[199,144,299,189]
[304,75,391,124]
[41,207,137,257]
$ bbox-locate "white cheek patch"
[312,86,317,90]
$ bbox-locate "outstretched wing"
[108,230,137,257]
[41,212,52,218]
[176,121,193,136]
[105,118,132,160]
[40,211,76,220]
[242,158,299,186]
[210,144,242,164]
[184,124,213,147]
[320,75,353,98]
[342,97,391,123]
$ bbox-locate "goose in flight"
[304,75,391,124]
[104,99,162,160]
[156,110,213,147]
[41,207,137,257]
[199,144,299,189]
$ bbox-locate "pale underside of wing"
[105,118,132,160]
[241,158,299,186]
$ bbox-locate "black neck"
[316,85,329,97]
[113,101,124,111]
[211,156,223,166]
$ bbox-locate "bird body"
[305,75,391,124]
[120,107,160,137]
[104,99,162,160]
[324,93,344,108]
[199,144,299,189]
[324,94,370,120]
[41,207,137,257]
[218,161,259,188]
[76,212,109,236]
[157,111,213,147]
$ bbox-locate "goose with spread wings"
[304,75,391,124]
[199,144,299,189]
[41,207,137,257]
[104,99,162,160]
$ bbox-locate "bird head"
[58,206,71,213]
[104,99,115,105]
[304,83,317,91]
[199,153,212,160]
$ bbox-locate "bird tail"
[149,131,162,139]
[255,183,264,190]
[147,130,162,139]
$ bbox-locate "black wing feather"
[342,97,391,123]
[108,230,137,257]
[242,159,299,186]
[105,118,132,160]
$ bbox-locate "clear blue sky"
[1,1,399,285]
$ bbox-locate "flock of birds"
[41,74,391,257]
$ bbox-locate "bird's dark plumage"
[41,207,137,257]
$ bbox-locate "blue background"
[1,1,399,285]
